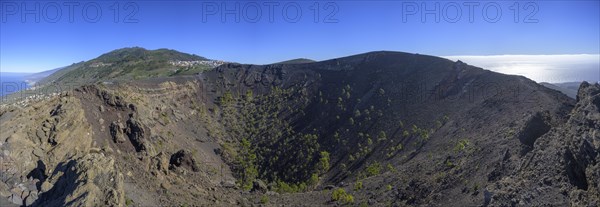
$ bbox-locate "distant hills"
[6,47,587,101]
[1,47,222,98]
[539,82,581,99]
[272,58,316,65]
[23,67,64,84]
[32,47,224,89]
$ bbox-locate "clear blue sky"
[1,0,599,73]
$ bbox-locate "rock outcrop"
[488,82,600,206]
[33,153,125,207]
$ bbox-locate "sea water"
[444,54,600,83]
[0,73,30,97]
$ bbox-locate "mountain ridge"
[0,48,597,206]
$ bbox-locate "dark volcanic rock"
[489,82,600,206]
[32,154,124,206]
[126,115,148,152]
[169,150,199,172]
[251,179,268,193]
[517,111,551,155]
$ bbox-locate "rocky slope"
[488,82,599,206]
[0,49,597,206]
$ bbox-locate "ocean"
[0,73,30,97]
[444,54,600,83]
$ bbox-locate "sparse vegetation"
[377,131,387,141]
[332,188,354,204]
[237,138,258,190]
[453,139,471,153]
[354,181,363,191]
[365,162,382,176]
[125,197,134,206]
[318,151,330,174]
[260,195,269,204]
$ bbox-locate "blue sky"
[1,0,599,73]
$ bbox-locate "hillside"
[36,47,218,87]
[24,67,63,85]
[0,49,597,206]
[1,47,224,104]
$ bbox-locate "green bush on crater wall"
[365,162,382,177]
[219,86,327,193]
[332,188,354,204]
[453,139,470,153]
[318,151,330,173]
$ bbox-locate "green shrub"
[386,163,395,172]
[419,129,430,140]
[412,125,419,134]
[346,195,354,204]
[245,90,254,102]
[309,173,319,187]
[219,91,234,105]
[238,138,258,190]
[396,143,403,151]
[354,109,361,117]
[473,182,480,192]
[334,132,342,144]
[332,188,344,201]
[332,188,354,204]
[377,131,387,141]
[318,151,330,173]
[453,139,470,153]
[260,195,269,204]
[365,162,382,176]
[125,197,134,206]
[354,181,363,191]
[445,159,455,168]
[276,181,294,193]
[275,181,307,193]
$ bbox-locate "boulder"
[149,152,170,175]
[25,191,38,206]
[126,115,149,152]
[110,121,127,143]
[8,194,23,206]
[169,150,199,172]
[251,179,268,193]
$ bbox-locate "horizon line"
[2,53,599,74]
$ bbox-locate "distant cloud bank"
[443,54,600,83]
